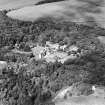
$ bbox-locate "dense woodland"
[0,10,105,105]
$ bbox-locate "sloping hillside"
[0,0,41,10]
[7,3,64,21]
[6,0,105,28]
[55,96,105,105]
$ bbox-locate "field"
[6,0,105,28]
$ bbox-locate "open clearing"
[7,2,65,21]
[7,0,105,28]
[55,95,105,105]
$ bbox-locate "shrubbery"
[0,65,54,105]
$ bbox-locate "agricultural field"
[6,0,105,28]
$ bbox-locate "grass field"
[55,95,105,105]
[6,0,105,28]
